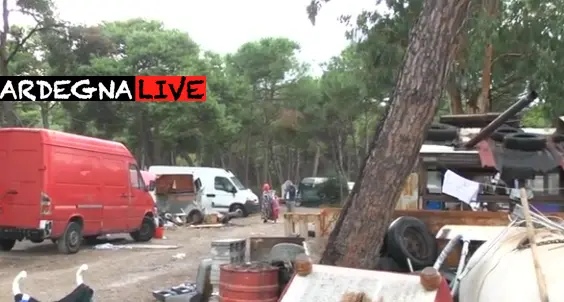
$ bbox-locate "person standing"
[283,180,297,212]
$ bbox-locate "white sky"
[7,0,381,75]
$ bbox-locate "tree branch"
[492,52,522,66]
[6,21,63,64]
[1,0,9,48]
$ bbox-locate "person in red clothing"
[260,183,279,222]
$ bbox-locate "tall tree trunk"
[312,144,320,177]
[39,103,50,128]
[446,78,464,114]
[320,0,472,268]
[295,150,301,182]
[244,134,251,185]
[476,0,499,113]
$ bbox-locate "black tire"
[552,134,564,143]
[503,133,546,151]
[130,216,155,242]
[30,238,44,243]
[230,203,248,217]
[0,239,16,251]
[57,221,83,254]
[425,123,458,142]
[491,127,522,142]
[186,210,203,225]
[386,216,437,271]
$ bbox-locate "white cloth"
[442,170,480,209]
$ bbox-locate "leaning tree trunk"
[320,0,472,268]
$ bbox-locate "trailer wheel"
[130,216,155,242]
[386,216,437,271]
[57,221,83,254]
[0,239,15,251]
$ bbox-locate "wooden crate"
[204,214,219,224]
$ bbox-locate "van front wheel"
[57,222,83,254]
[0,239,15,251]
[130,217,155,242]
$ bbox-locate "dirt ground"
[0,209,316,302]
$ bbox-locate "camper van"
[148,166,259,217]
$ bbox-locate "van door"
[211,176,236,210]
[127,163,146,229]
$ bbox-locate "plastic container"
[154,226,165,239]
[295,253,312,276]
[425,201,443,210]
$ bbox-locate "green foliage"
[1,0,561,190]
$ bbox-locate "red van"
[0,128,156,254]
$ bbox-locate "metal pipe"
[451,238,470,296]
[433,234,462,270]
[464,90,538,148]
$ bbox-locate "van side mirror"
[230,187,237,194]
[148,180,156,191]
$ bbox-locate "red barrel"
[219,263,279,302]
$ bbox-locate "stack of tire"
[490,126,547,152]
[426,123,459,142]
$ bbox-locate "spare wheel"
[425,123,458,142]
[490,127,522,142]
[503,133,546,151]
[386,216,437,270]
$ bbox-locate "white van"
[148,166,259,217]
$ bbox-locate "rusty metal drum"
[219,263,279,302]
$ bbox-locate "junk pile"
[154,174,241,229]
[151,235,457,302]
[13,264,94,302]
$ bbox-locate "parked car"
[0,128,156,254]
[296,177,350,207]
[148,166,259,217]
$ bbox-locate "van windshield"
[230,177,246,190]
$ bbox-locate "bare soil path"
[0,213,289,302]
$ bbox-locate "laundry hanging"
[441,170,481,210]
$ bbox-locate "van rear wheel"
[0,239,15,251]
[57,222,83,254]
[130,216,155,242]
